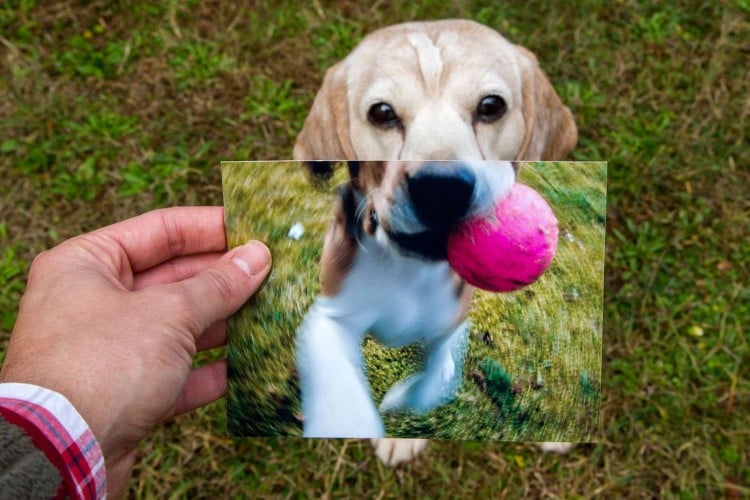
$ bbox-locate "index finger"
[101,206,228,272]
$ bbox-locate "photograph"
[224,160,606,443]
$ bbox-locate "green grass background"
[224,161,605,443]
[1,0,747,496]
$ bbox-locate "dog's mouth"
[369,160,516,261]
[386,227,451,261]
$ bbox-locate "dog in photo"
[293,19,577,464]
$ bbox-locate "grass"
[224,161,605,442]
[1,0,748,497]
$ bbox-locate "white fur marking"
[407,33,443,94]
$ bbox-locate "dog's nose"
[406,164,476,228]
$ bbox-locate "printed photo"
[224,160,606,442]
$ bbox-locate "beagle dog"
[292,19,577,465]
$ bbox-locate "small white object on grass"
[539,442,574,454]
[288,221,305,240]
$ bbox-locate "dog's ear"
[293,62,356,162]
[514,46,578,161]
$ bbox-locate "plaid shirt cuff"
[0,383,107,499]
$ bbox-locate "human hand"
[0,207,271,497]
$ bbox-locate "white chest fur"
[318,234,462,346]
[297,234,469,438]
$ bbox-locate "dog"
[293,19,577,465]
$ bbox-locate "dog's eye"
[475,95,507,123]
[367,102,401,129]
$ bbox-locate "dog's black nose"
[406,163,476,228]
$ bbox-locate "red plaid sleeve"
[0,383,106,499]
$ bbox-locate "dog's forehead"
[406,32,443,89]
[345,21,521,102]
[350,20,518,67]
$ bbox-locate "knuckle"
[203,267,237,302]
[29,250,51,271]
[158,209,187,256]
[28,250,58,283]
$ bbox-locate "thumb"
[170,240,271,336]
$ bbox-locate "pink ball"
[447,183,558,292]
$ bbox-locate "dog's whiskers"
[352,186,387,253]
[353,192,370,252]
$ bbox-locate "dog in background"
[293,19,577,465]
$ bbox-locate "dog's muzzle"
[388,162,477,260]
[406,164,476,228]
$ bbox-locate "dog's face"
[351,160,515,260]
[294,19,577,163]
[295,20,577,268]
[347,25,525,161]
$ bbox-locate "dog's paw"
[539,442,574,454]
[371,438,429,466]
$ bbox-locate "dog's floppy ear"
[514,46,578,161]
[293,62,356,161]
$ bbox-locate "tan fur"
[514,46,578,161]
[318,162,384,295]
[319,196,357,296]
[293,62,355,161]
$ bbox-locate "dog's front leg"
[380,320,470,413]
[296,299,384,438]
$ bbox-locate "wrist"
[0,382,107,498]
[1,350,122,458]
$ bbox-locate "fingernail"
[232,240,271,277]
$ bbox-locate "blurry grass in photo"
[224,161,605,442]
